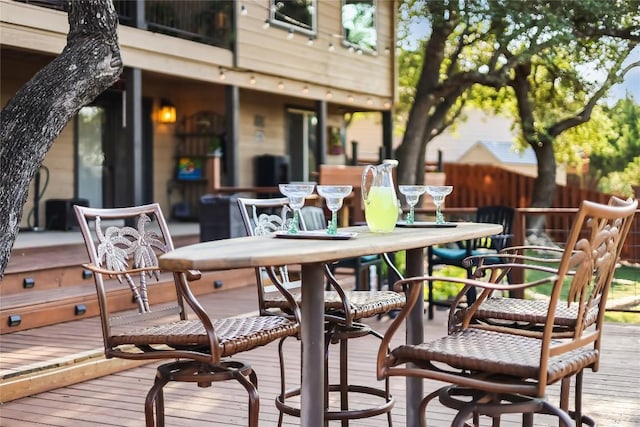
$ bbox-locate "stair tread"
[0,272,176,310]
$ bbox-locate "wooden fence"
[440,163,639,264]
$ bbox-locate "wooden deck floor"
[1,285,639,426]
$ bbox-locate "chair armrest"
[82,263,158,277]
[264,266,303,324]
[463,245,573,283]
[382,252,405,281]
[185,270,202,281]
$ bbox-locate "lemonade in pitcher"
[364,186,399,232]
[362,160,400,233]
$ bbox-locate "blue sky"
[607,47,640,102]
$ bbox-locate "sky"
[607,48,640,102]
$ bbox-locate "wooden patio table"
[159,222,503,426]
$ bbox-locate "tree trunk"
[0,0,123,278]
[396,5,454,186]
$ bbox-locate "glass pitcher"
[361,159,399,233]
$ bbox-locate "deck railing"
[14,0,235,50]
[440,163,640,265]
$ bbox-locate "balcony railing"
[14,0,234,50]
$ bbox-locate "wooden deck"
[1,284,639,426]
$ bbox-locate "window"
[342,0,377,53]
[269,0,317,35]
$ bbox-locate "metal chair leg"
[145,374,170,427]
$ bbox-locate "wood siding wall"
[236,0,395,101]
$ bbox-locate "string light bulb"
[302,85,309,94]
[219,68,226,81]
[249,75,256,85]
[326,90,333,100]
[243,1,392,58]
[277,81,284,90]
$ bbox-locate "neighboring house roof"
[459,140,536,165]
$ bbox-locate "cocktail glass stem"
[434,201,444,224]
[327,211,338,235]
[406,207,415,224]
[289,210,300,234]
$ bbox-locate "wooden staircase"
[0,227,256,402]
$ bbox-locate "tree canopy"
[395,0,640,208]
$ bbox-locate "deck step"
[0,268,255,333]
[0,283,265,404]
[0,348,150,403]
[1,231,258,333]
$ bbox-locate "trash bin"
[254,154,290,187]
[45,198,89,230]
[199,194,245,242]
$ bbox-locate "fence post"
[511,209,525,298]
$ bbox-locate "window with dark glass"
[269,0,317,35]
[342,0,377,53]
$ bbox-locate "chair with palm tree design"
[74,203,300,427]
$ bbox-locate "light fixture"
[348,94,354,103]
[219,68,226,80]
[262,19,270,29]
[287,28,294,40]
[75,304,87,316]
[158,98,176,124]
[277,81,284,90]
[367,97,373,106]
[249,75,256,85]
[328,42,335,52]
[240,4,248,15]
[384,99,392,109]
[302,85,309,94]
[307,37,315,46]
[326,90,333,100]
[8,315,21,327]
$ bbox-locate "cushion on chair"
[430,247,468,262]
[263,290,405,319]
[110,316,299,357]
[389,328,599,384]
[475,298,599,329]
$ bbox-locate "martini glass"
[279,183,316,234]
[426,185,453,225]
[398,185,427,224]
[317,185,353,235]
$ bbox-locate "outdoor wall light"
[8,315,21,327]
[75,304,87,316]
[158,98,176,124]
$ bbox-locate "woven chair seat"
[475,297,599,328]
[264,290,406,319]
[111,316,299,357]
[390,329,598,384]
